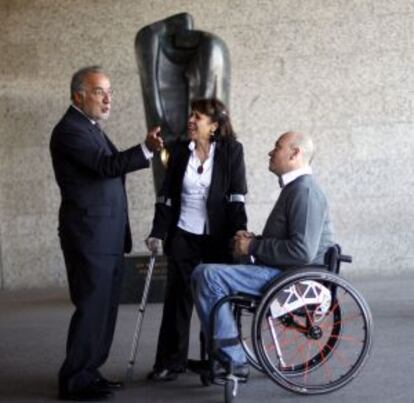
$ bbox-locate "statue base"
[121,253,167,303]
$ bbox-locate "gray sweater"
[249,174,334,269]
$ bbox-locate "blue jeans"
[191,263,282,365]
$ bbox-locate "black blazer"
[150,137,248,253]
[50,106,149,254]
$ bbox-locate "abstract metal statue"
[135,13,231,193]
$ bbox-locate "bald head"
[268,131,315,176]
[286,131,315,165]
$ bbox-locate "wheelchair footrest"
[212,371,249,386]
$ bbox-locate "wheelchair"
[198,245,373,403]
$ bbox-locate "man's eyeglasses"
[84,88,113,97]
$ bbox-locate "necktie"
[94,122,104,136]
[94,123,116,153]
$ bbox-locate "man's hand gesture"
[145,126,163,152]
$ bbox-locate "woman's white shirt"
[177,141,216,235]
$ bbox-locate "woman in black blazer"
[146,98,248,381]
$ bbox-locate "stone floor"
[1,273,413,403]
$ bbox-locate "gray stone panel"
[1,0,414,288]
[1,214,65,288]
[373,0,414,15]
[0,42,39,78]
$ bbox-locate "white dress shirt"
[177,141,216,235]
[279,166,313,188]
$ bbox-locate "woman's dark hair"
[190,98,236,140]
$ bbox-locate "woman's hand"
[145,237,162,253]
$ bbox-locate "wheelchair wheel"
[253,269,373,395]
[235,306,263,372]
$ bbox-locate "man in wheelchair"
[190,131,335,381]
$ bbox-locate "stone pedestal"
[120,253,167,303]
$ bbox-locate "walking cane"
[125,251,157,381]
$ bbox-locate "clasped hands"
[145,126,164,152]
[233,230,255,257]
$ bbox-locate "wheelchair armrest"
[324,244,352,274]
[339,254,352,263]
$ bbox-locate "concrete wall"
[1,0,413,289]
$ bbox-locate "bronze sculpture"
[135,12,231,192]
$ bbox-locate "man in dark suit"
[50,65,163,401]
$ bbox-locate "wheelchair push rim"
[252,269,373,395]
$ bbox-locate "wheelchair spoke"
[329,333,367,345]
[324,343,350,369]
[275,331,306,366]
[314,337,334,382]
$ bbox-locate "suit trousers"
[153,227,230,371]
[58,250,124,394]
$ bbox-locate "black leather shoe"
[58,383,113,401]
[95,377,124,390]
[146,368,180,382]
[187,359,209,374]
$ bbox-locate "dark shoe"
[232,363,249,380]
[187,359,210,374]
[58,383,113,401]
[146,368,180,382]
[95,377,124,390]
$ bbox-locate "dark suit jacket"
[150,137,248,254]
[50,106,149,254]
